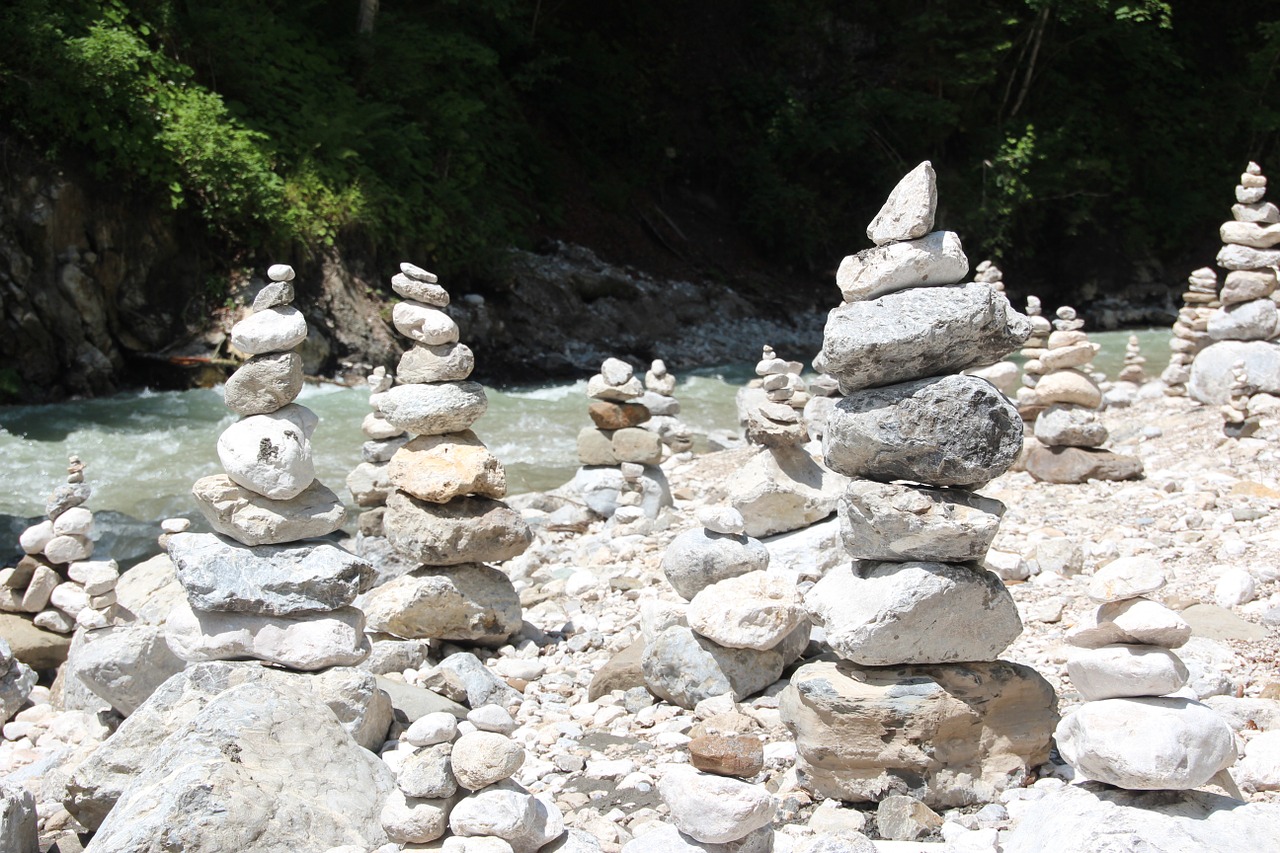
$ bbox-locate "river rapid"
[0,329,1171,530]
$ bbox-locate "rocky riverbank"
[0,383,1278,852]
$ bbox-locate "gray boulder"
[726,445,844,538]
[1033,405,1108,448]
[165,601,370,670]
[168,532,372,615]
[1189,339,1280,405]
[820,282,1029,393]
[360,563,521,644]
[67,624,184,716]
[806,561,1021,665]
[376,381,487,436]
[0,782,37,853]
[65,661,392,829]
[641,625,784,709]
[85,681,395,852]
[824,375,1023,488]
[384,491,532,566]
[838,480,1004,563]
[192,474,347,546]
[1208,297,1280,341]
[660,528,770,601]
[222,351,303,416]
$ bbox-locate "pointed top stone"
[400,262,439,284]
[866,161,937,246]
[1247,162,1263,176]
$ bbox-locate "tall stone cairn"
[779,161,1058,808]
[359,262,531,646]
[1021,307,1143,484]
[1015,295,1054,420]
[1190,162,1280,403]
[1162,267,1220,395]
[1055,558,1237,791]
[168,263,372,670]
[2,457,120,635]
[346,366,398,540]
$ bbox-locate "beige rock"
[386,431,506,504]
[1033,369,1102,408]
[192,475,346,546]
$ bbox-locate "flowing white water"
[0,330,1171,526]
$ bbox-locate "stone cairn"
[965,261,1022,395]
[1161,267,1219,396]
[744,345,810,448]
[570,357,671,524]
[640,505,808,711]
[1222,359,1258,436]
[347,365,398,542]
[1056,557,1238,792]
[1021,306,1143,484]
[1189,161,1280,403]
[358,262,532,651]
[779,161,1059,807]
[168,262,373,670]
[3,457,119,635]
[1015,295,1054,420]
[636,358,693,455]
[1118,334,1147,384]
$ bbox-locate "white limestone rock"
[687,571,804,651]
[1087,557,1165,603]
[360,563,521,644]
[1066,644,1189,701]
[192,474,346,546]
[451,731,525,790]
[837,231,967,302]
[229,305,308,355]
[392,300,460,345]
[866,161,937,246]
[660,527,770,600]
[837,480,1004,562]
[164,601,370,670]
[657,765,776,844]
[217,410,315,500]
[376,381,488,436]
[1067,597,1191,649]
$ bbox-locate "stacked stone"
[1222,359,1257,436]
[1190,162,1280,403]
[1162,267,1220,396]
[169,263,373,670]
[965,261,1021,395]
[347,366,400,539]
[1015,295,1054,420]
[779,161,1058,807]
[358,263,532,648]
[379,705,565,848]
[1056,557,1237,791]
[636,358,693,455]
[744,345,810,447]
[641,506,808,710]
[1118,334,1147,384]
[2,457,119,634]
[1022,307,1143,484]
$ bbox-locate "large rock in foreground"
[781,659,1057,808]
[806,561,1022,665]
[85,681,395,852]
[820,282,1029,393]
[1001,783,1280,853]
[66,661,393,830]
[824,375,1023,488]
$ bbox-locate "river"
[0,329,1171,529]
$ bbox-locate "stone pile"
[800,371,841,445]
[378,704,566,848]
[359,263,532,648]
[1118,334,1147,384]
[1015,295,1054,420]
[170,262,373,670]
[636,358,693,455]
[780,160,1058,807]
[965,261,1021,395]
[1022,306,1143,483]
[2,457,120,635]
[1162,267,1220,396]
[641,506,808,709]
[1221,358,1258,436]
[743,345,810,447]
[1055,557,1238,791]
[1191,162,1280,404]
[568,357,672,523]
[347,366,399,542]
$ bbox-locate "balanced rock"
[165,601,370,670]
[360,563,521,644]
[838,480,1005,562]
[687,572,804,651]
[836,231,968,302]
[229,306,308,355]
[865,160,937,246]
[1022,445,1144,484]
[376,382,488,436]
[192,475,346,546]
[397,342,475,384]
[223,352,303,416]
[642,625,784,708]
[216,412,315,500]
[384,491,533,566]
[657,765,776,844]
[660,528,770,600]
[387,431,506,503]
[1066,644,1189,701]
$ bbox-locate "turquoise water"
[0,329,1170,524]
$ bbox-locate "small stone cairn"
[640,505,808,710]
[346,365,398,542]
[636,358,693,455]
[1118,334,1147,384]
[1022,306,1144,483]
[779,161,1059,807]
[744,345,810,447]
[1222,359,1258,436]
[1190,162,1280,402]
[2,457,119,635]
[1056,557,1237,791]
[1015,295,1054,420]
[1162,266,1220,396]
[169,263,373,670]
[358,262,532,649]
[965,261,1022,395]
[569,357,671,523]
